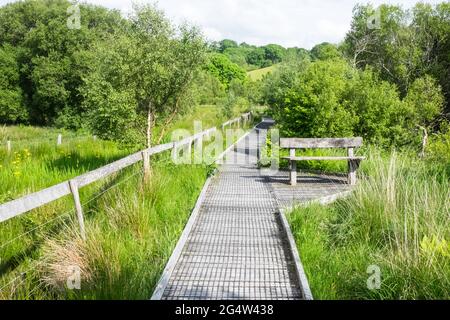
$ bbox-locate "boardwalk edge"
[277,189,354,300]
[150,176,213,300]
[278,210,314,300]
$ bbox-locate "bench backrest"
[280,137,363,149]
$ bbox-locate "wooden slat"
[0,181,71,223]
[75,151,143,187]
[282,156,365,161]
[280,137,363,149]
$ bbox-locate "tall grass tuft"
[288,148,450,299]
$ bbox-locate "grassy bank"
[288,149,450,299]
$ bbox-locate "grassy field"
[247,65,278,81]
[0,109,259,300]
[0,105,254,299]
[287,148,450,299]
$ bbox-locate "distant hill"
[247,65,278,81]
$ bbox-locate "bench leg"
[290,160,297,186]
[348,160,357,185]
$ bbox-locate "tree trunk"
[147,101,153,149]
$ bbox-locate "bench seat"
[280,137,365,186]
[283,156,365,161]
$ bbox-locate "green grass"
[0,110,254,299]
[0,125,89,143]
[288,148,450,299]
[0,160,212,299]
[247,65,278,81]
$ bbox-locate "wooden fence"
[3,134,94,154]
[221,112,252,130]
[0,112,252,239]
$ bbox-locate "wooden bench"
[280,137,365,186]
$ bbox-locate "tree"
[205,53,246,89]
[344,68,404,146]
[263,44,285,64]
[404,75,444,129]
[0,0,126,127]
[82,4,206,148]
[218,39,238,52]
[0,44,26,123]
[270,59,357,138]
[246,47,266,67]
[343,2,450,114]
[310,42,341,61]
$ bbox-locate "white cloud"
[0,0,444,48]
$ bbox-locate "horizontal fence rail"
[221,112,252,130]
[0,113,251,228]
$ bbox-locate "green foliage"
[288,150,450,299]
[310,42,341,61]
[81,4,206,147]
[191,70,226,105]
[345,68,405,146]
[205,53,246,88]
[217,39,238,52]
[0,0,125,127]
[265,58,445,148]
[343,3,450,112]
[0,44,26,123]
[427,121,450,175]
[212,39,307,70]
[271,59,358,138]
[404,75,444,126]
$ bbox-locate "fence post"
[6,140,11,154]
[142,149,150,182]
[57,134,62,146]
[68,179,86,240]
[194,135,203,164]
[289,148,297,186]
[347,147,357,185]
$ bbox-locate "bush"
[271,59,358,138]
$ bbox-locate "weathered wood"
[6,140,11,154]
[283,156,365,161]
[0,182,71,223]
[142,150,150,182]
[347,147,357,185]
[75,151,142,188]
[280,137,363,149]
[69,179,86,240]
[290,149,297,186]
[57,134,62,146]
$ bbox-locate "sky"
[0,0,445,49]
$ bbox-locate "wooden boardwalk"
[152,120,349,300]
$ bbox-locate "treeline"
[0,0,213,148]
[262,2,449,156]
[210,39,309,70]
[1,0,449,155]
[0,0,257,147]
